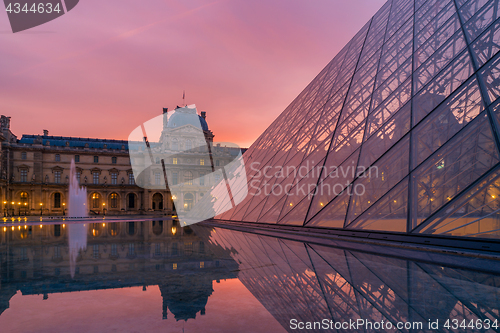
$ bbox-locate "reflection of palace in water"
[0,221,238,321]
[207,226,500,333]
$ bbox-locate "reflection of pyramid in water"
[216,0,500,239]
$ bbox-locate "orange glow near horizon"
[0,0,386,148]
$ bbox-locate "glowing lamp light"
[11,202,14,205]
[3,227,6,232]
[39,203,43,206]
[18,226,20,230]
[102,223,106,227]
[172,195,177,200]
[11,226,14,231]
[171,226,177,235]
[18,202,21,205]
[289,203,293,207]
[3,201,6,204]
[40,225,43,228]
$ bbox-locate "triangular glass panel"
[347,177,409,232]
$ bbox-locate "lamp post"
[40,202,43,216]
[62,203,66,216]
[11,202,14,217]
[3,201,6,217]
[102,202,106,216]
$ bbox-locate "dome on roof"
[166,106,209,131]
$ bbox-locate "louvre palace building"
[0,108,239,217]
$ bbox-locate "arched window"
[54,193,61,208]
[54,225,61,237]
[108,223,118,236]
[127,193,135,209]
[184,171,193,185]
[184,193,194,211]
[152,221,163,235]
[20,192,29,208]
[90,223,102,237]
[152,193,163,210]
[92,193,100,209]
[127,222,135,235]
[110,193,118,209]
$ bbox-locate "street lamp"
[40,202,43,216]
[3,201,6,217]
[102,202,106,216]
[62,203,66,216]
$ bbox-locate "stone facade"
[0,109,241,217]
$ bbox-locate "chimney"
[163,108,168,114]
[201,111,206,119]
[43,129,49,136]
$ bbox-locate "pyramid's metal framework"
[216,0,500,240]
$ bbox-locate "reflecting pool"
[0,220,499,332]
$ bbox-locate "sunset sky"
[0,0,386,148]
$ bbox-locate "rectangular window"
[111,244,117,256]
[155,172,161,185]
[111,172,118,185]
[215,160,220,166]
[155,243,161,256]
[76,171,81,184]
[54,171,61,183]
[112,156,117,164]
[20,169,28,182]
[74,155,80,163]
[21,152,27,160]
[128,173,135,185]
[128,243,135,256]
[93,244,99,259]
[173,157,178,164]
[54,246,61,259]
[20,247,27,261]
[200,159,204,165]
[94,156,99,163]
[93,172,99,184]
[199,173,205,186]
[55,154,60,162]
[214,174,221,183]
[172,172,178,185]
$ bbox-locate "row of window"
[156,157,222,166]
[152,171,220,186]
[14,192,146,210]
[20,152,118,164]
[19,170,135,185]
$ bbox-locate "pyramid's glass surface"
[215,0,500,240]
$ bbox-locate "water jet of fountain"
[68,159,88,278]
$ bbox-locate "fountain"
[67,159,88,277]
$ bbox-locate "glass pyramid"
[216,0,500,240]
